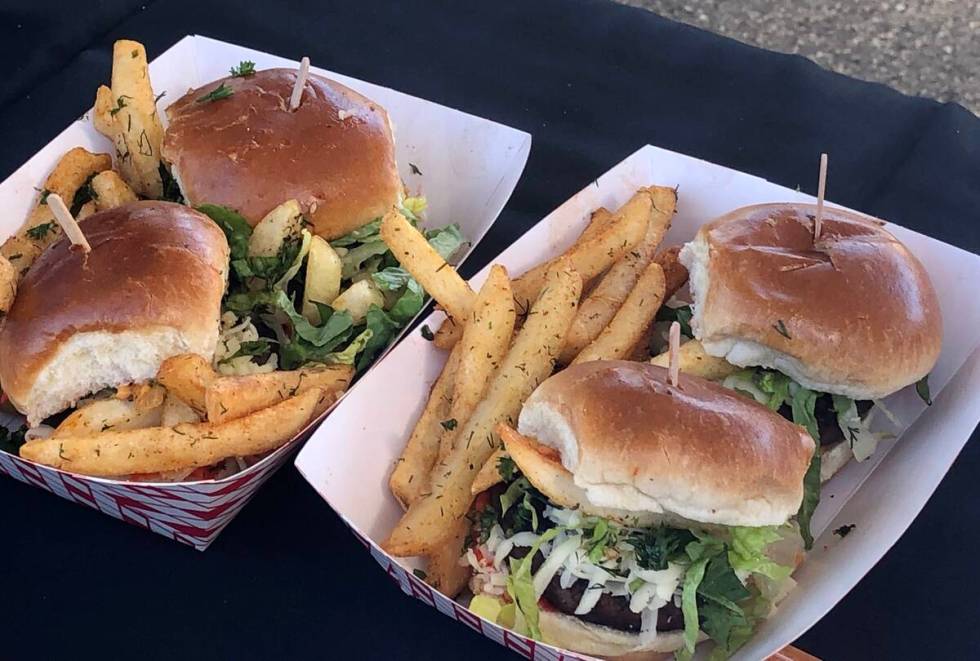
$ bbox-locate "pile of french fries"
[382,186,707,595]
[19,357,351,479]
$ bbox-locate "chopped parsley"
[915,374,932,406]
[420,324,435,341]
[108,94,132,116]
[229,60,256,78]
[197,83,234,104]
[833,524,856,538]
[26,222,56,241]
[440,418,458,431]
[773,319,791,339]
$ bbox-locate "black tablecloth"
[2,1,977,659]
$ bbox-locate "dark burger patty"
[777,396,873,447]
[512,547,684,633]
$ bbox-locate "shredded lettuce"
[322,328,373,365]
[198,204,252,261]
[274,229,312,290]
[728,527,791,580]
[678,556,709,660]
[506,527,564,640]
[401,195,428,221]
[330,218,382,247]
[425,224,465,261]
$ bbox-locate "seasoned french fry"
[52,387,166,438]
[650,339,739,380]
[425,518,471,597]
[559,186,676,364]
[21,388,327,477]
[579,207,614,244]
[389,343,462,508]
[572,262,666,364]
[155,354,217,413]
[432,317,464,350]
[205,365,353,424]
[0,256,16,313]
[471,449,508,495]
[510,190,651,308]
[161,393,202,426]
[94,40,164,197]
[91,170,138,211]
[383,259,581,557]
[657,245,689,300]
[380,209,475,321]
[1,148,112,283]
[437,265,516,462]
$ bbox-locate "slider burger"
[466,361,812,659]
[0,201,228,427]
[678,204,942,543]
[161,67,402,239]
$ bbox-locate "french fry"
[432,317,464,350]
[91,170,138,211]
[650,339,739,380]
[389,343,462,508]
[20,388,327,477]
[579,207,614,244]
[155,354,217,413]
[471,449,508,495]
[510,190,651,308]
[1,148,112,283]
[205,365,353,424]
[559,186,676,364]
[52,387,166,438]
[93,40,164,198]
[380,209,475,321]
[161,393,202,426]
[625,246,691,361]
[572,262,666,364]
[437,265,516,462]
[383,259,581,557]
[657,245,689,300]
[425,518,471,597]
[0,256,15,313]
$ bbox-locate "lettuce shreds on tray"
[200,197,464,375]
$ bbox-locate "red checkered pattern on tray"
[0,442,296,551]
[350,526,590,660]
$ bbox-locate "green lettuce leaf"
[197,204,252,261]
[355,306,401,372]
[727,527,791,580]
[372,267,426,324]
[274,290,354,348]
[756,370,792,411]
[506,527,564,640]
[341,240,391,279]
[424,223,465,261]
[790,384,821,549]
[678,556,710,660]
[322,328,373,365]
[656,304,693,337]
[330,218,381,247]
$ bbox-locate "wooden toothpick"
[46,194,91,253]
[668,321,681,387]
[289,56,311,111]
[814,152,828,242]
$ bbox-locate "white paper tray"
[296,144,980,658]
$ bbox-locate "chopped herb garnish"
[773,319,791,339]
[229,60,256,78]
[440,418,458,431]
[26,222,56,241]
[420,325,435,341]
[833,524,856,538]
[197,83,234,104]
[409,162,423,176]
[915,374,932,406]
[109,94,132,116]
[412,569,427,580]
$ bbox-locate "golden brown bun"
[680,203,942,400]
[162,68,401,240]
[517,361,815,527]
[0,201,229,425]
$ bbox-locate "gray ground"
[618,0,979,115]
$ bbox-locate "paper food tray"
[0,35,531,550]
[295,144,980,658]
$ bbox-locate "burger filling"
[465,461,795,660]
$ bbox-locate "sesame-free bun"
[0,201,228,426]
[162,68,402,240]
[516,361,815,528]
[679,203,942,400]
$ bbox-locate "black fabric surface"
[1,1,978,659]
